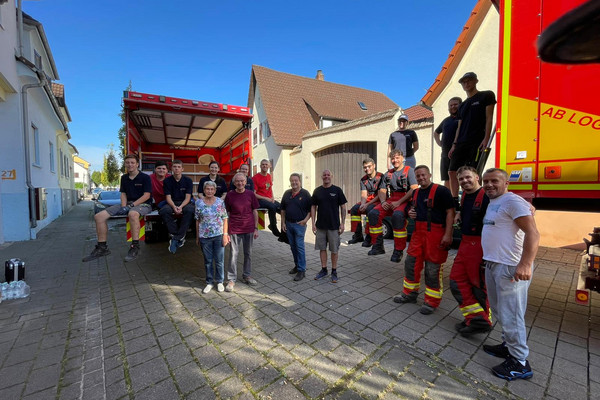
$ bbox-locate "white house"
[73,155,90,195]
[0,1,73,242]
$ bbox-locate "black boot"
[368,235,385,255]
[390,249,403,263]
[361,234,372,247]
[348,223,364,244]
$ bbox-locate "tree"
[118,81,132,172]
[102,145,120,187]
[91,171,102,186]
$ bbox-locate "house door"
[314,142,377,206]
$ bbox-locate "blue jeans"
[286,222,307,272]
[200,235,224,284]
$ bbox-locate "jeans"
[228,233,254,282]
[199,235,224,284]
[485,261,532,360]
[286,222,307,272]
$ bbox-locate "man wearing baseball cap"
[448,72,496,202]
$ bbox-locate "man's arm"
[513,215,540,281]
[280,209,286,232]
[180,193,192,208]
[387,143,393,167]
[339,204,346,234]
[412,133,419,153]
[449,121,461,158]
[377,188,387,205]
[134,192,151,206]
[480,104,495,151]
[120,192,128,207]
[440,208,455,248]
[166,194,176,210]
[311,205,317,234]
[434,131,442,147]
[253,208,259,239]
[392,188,415,208]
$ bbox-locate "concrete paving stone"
[546,373,588,400]
[528,326,558,348]
[193,345,225,370]
[205,361,236,385]
[134,377,179,400]
[2,344,37,367]
[22,386,56,400]
[328,344,366,370]
[463,360,496,386]
[378,348,413,377]
[270,328,303,350]
[313,335,342,355]
[164,344,195,370]
[415,338,443,356]
[408,358,442,384]
[105,365,125,386]
[274,311,306,329]
[119,317,150,335]
[124,333,158,354]
[311,317,335,332]
[215,375,246,399]
[58,381,83,400]
[326,325,358,345]
[34,345,67,370]
[428,374,481,400]
[150,320,175,338]
[267,346,295,368]
[560,320,590,338]
[246,364,282,391]
[254,316,283,334]
[0,327,20,344]
[121,322,152,341]
[590,337,600,356]
[526,339,556,358]
[287,322,325,345]
[551,357,588,385]
[347,297,379,312]
[259,301,287,316]
[155,331,182,351]
[23,363,60,395]
[290,343,318,361]
[321,309,351,325]
[248,332,277,353]
[128,357,171,393]
[388,323,423,344]
[351,367,390,398]
[351,310,382,327]
[284,361,311,383]
[0,362,32,386]
[298,373,329,398]
[172,361,206,394]
[307,353,346,383]
[217,335,247,355]
[555,340,589,366]
[391,372,428,399]
[83,355,103,375]
[302,299,328,314]
[184,384,217,399]
[532,315,562,331]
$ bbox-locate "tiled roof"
[248,66,398,146]
[304,108,401,139]
[420,0,493,106]
[404,105,433,122]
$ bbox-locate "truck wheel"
[382,218,393,239]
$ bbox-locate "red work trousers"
[403,222,449,308]
[367,192,408,250]
[449,235,492,326]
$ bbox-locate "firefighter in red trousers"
[394,165,455,315]
[367,150,418,262]
[450,166,493,336]
[348,158,384,247]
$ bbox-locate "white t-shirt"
[482,192,532,266]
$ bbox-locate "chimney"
[315,70,324,81]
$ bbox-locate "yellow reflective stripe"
[403,280,420,290]
[370,227,383,234]
[393,231,407,238]
[425,288,442,299]
[460,304,485,316]
[351,216,361,222]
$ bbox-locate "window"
[60,149,64,176]
[64,155,69,177]
[263,121,271,139]
[32,124,40,166]
[253,128,258,147]
[34,50,42,71]
[49,142,55,172]
[259,123,263,143]
[358,101,367,110]
[75,172,79,178]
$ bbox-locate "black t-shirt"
[360,172,384,195]
[457,90,496,145]
[382,167,417,193]
[119,171,152,205]
[312,185,347,230]
[460,188,490,236]
[199,175,228,197]
[435,115,459,150]
[281,188,312,222]
[163,175,193,203]
[412,184,454,226]
[388,130,419,157]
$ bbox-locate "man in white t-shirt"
[480,168,539,381]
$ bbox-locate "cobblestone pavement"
[0,201,598,399]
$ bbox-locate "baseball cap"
[397,114,409,122]
[458,72,478,83]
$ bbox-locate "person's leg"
[287,222,299,268]
[405,156,416,169]
[200,237,214,285]
[242,232,253,279]
[176,203,195,240]
[128,210,141,240]
[367,204,388,254]
[213,236,225,284]
[349,203,363,243]
[159,205,178,236]
[294,224,307,272]
[227,234,240,282]
[94,210,111,242]
[320,250,328,268]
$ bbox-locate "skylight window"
[358,101,367,110]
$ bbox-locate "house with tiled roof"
[421,0,499,181]
[247,65,436,202]
[0,4,74,242]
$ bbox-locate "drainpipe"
[22,82,43,231]
[17,0,24,58]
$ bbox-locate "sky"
[23,0,479,172]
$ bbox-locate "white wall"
[431,8,499,180]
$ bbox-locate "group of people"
[82,71,540,382]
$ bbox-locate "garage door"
[314,142,377,206]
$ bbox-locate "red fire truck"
[123,91,253,241]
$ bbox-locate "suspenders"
[412,184,439,231]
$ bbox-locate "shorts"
[315,229,341,253]
[440,148,450,181]
[448,142,479,172]
[105,203,152,217]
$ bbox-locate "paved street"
[0,201,598,399]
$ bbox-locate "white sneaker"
[217,283,224,292]
[202,284,213,294]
